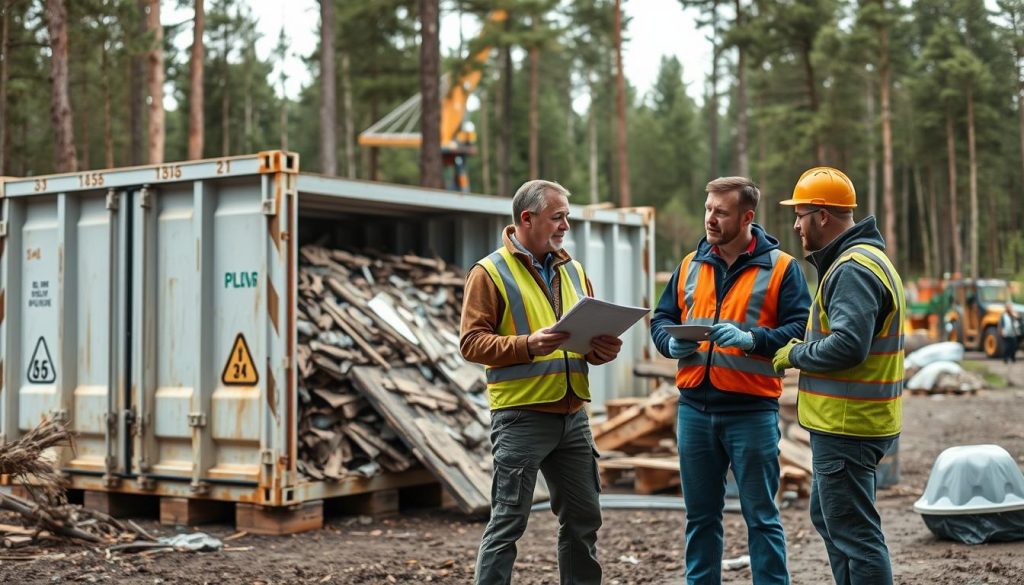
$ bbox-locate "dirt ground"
[3,358,1024,584]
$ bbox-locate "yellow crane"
[357,10,507,192]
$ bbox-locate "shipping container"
[0,152,655,508]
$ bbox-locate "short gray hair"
[512,180,571,225]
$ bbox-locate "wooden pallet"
[61,479,454,535]
[599,456,681,495]
[592,386,677,452]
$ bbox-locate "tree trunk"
[79,77,90,169]
[418,0,442,189]
[341,51,355,179]
[734,0,748,177]
[146,0,164,164]
[243,47,252,152]
[479,87,492,194]
[945,106,962,274]
[866,73,877,217]
[613,0,631,206]
[900,164,909,271]
[280,97,288,151]
[319,0,337,175]
[102,38,113,168]
[913,165,932,277]
[528,44,539,178]
[369,98,379,180]
[966,85,978,279]
[879,15,896,263]
[1012,7,1024,273]
[708,0,719,178]
[188,0,204,159]
[0,0,9,175]
[986,172,999,273]
[130,0,145,165]
[802,41,823,164]
[589,75,599,205]
[756,92,771,234]
[927,164,942,274]
[498,42,511,196]
[44,0,77,172]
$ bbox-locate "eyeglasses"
[794,208,824,220]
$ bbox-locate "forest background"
[2,0,1024,279]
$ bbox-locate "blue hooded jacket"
[651,224,811,412]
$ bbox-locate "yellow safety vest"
[799,244,905,438]
[477,246,590,409]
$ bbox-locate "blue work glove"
[709,323,755,351]
[773,338,803,373]
[668,338,699,359]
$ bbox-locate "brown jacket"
[460,225,610,413]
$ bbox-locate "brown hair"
[706,176,760,211]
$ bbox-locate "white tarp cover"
[914,445,1024,544]
[905,342,965,370]
[905,361,964,390]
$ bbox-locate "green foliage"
[2,0,1024,279]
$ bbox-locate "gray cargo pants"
[474,408,603,585]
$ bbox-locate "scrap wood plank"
[350,366,490,514]
[592,394,677,451]
[604,397,646,419]
[599,457,681,495]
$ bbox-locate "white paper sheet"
[549,297,649,354]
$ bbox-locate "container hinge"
[139,186,152,209]
[49,409,69,424]
[105,189,118,211]
[105,412,118,431]
[189,480,211,495]
[261,199,276,216]
[188,413,207,428]
[260,449,274,465]
[0,221,7,238]
[124,408,136,432]
[136,475,156,491]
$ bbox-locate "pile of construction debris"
[0,419,155,548]
[296,245,493,513]
[594,362,812,497]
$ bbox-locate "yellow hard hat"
[779,166,857,208]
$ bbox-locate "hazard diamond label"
[221,333,258,386]
[27,336,56,384]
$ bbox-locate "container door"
[0,189,125,481]
[130,156,297,498]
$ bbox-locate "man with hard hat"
[773,167,905,585]
[651,176,810,584]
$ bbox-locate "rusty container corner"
[0,151,655,506]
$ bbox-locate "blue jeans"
[809,433,895,585]
[677,404,789,585]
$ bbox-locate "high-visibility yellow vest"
[477,246,590,409]
[675,249,793,397]
[798,244,905,438]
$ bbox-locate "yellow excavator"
[358,11,507,192]
[939,278,1024,357]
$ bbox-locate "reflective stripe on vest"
[477,246,590,409]
[674,248,792,398]
[798,244,905,438]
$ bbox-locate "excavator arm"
[358,10,507,151]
